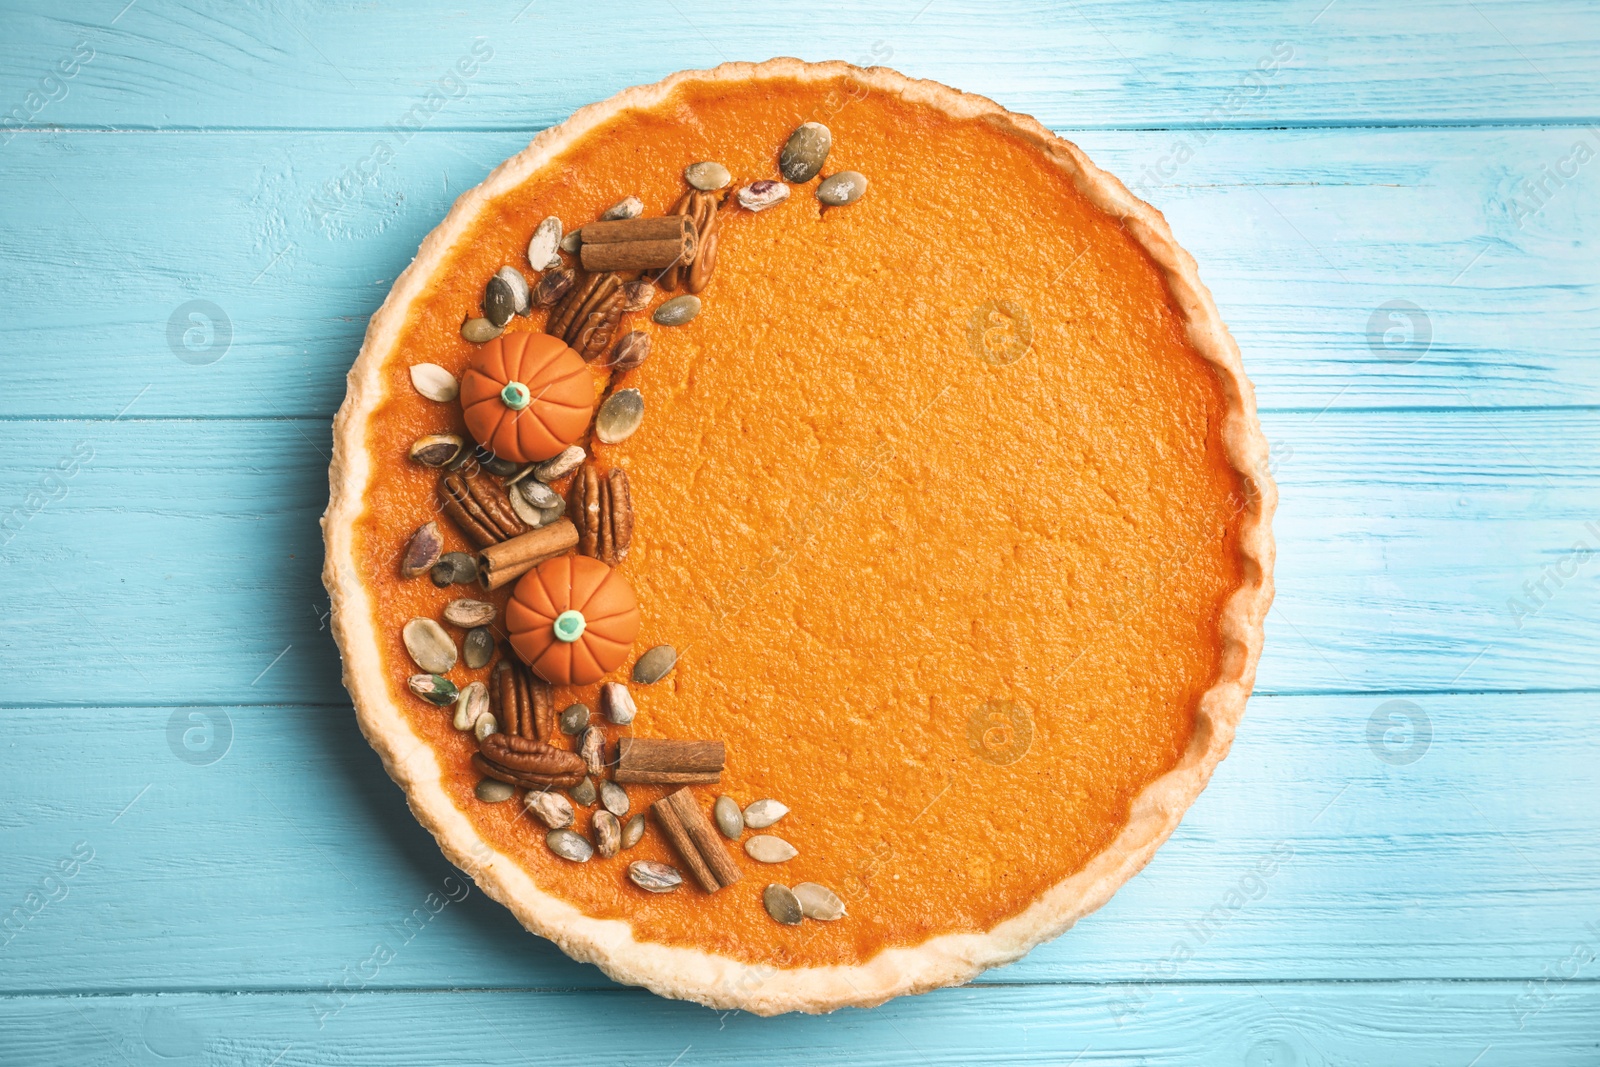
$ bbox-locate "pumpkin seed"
[652,295,701,327]
[600,682,637,725]
[460,317,502,344]
[454,680,489,731]
[579,726,607,777]
[620,279,655,312]
[622,813,646,849]
[569,776,596,806]
[475,778,515,803]
[473,712,499,740]
[534,267,576,308]
[607,331,650,374]
[519,478,563,510]
[409,363,458,402]
[737,180,791,212]
[408,673,458,707]
[559,229,582,253]
[600,196,643,221]
[496,265,532,316]
[543,253,563,271]
[743,798,789,829]
[409,434,465,468]
[507,483,544,528]
[526,217,563,272]
[779,122,832,183]
[473,446,520,477]
[599,780,630,817]
[534,445,585,483]
[593,810,622,858]
[817,171,868,207]
[431,551,478,587]
[559,702,590,735]
[402,521,443,578]
[792,882,846,921]
[745,834,798,864]
[526,789,574,829]
[714,795,744,840]
[484,273,517,328]
[546,828,593,862]
[763,883,804,925]
[463,626,494,669]
[404,618,457,674]
[538,502,566,526]
[633,645,677,685]
[684,160,732,190]
[443,598,496,628]
[595,389,644,444]
[628,860,682,893]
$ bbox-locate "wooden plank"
[1,0,1597,130]
[0,695,1593,991]
[2,983,1598,1064]
[0,125,1595,416]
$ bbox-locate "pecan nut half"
[439,469,527,549]
[547,271,624,361]
[662,190,721,294]
[568,463,633,566]
[494,658,556,742]
[477,732,585,789]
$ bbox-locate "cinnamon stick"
[614,738,725,784]
[579,215,697,273]
[477,518,579,590]
[580,215,696,245]
[653,787,741,893]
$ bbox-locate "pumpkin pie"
[322,59,1276,1015]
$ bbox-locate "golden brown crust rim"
[321,57,1277,1016]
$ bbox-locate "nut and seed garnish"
[714,795,744,840]
[409,673,459,707]
[463,626,494,669]
[526,216,563,271]
[543,253,563,270]
[792,882,847,921]
[579,725,607,777]
[547,271,625,361]
[454,681,489,731]
[628,860,682,894]
[595,388,644,444]
[593,810,622,858]
[460,317,503,344]
[633,644,677,685]
[763,883,804,926]
[653,294,701,326]
[518,478,563,510]
[620,279,655,311]
[684,161,732,190]
[568,464,634,566]
[496,265,532,316]
[622,813,646,849]
[506,481,546,528]
[744,834,798,864]
[817,171,868,207]
[534,266,576,308]
[737,180,790,213]
[662,189,721,293]
[559,229,583,253]
[599,780,630,817]
[473,712,499,741]
[476,732,584,789]
[779,122,832,183]
[439,468,527,549]
[443,598,496,628]
[401,521,443,578]
[484,273,518,328]
[431,551,478,587]
[526,789,574,830]
[569,776,597,806]
[546,828,594,863]
[600,682,637,725]
[599,195,644,221]
[533,445,585,483]
[472,446,521,478]
[475,778,516,803]
[409,434,465,468]
[742,798,789,829]
[605,330,651,375]
[409,363,459,402]
[559,702,590,735]
[404,618,458,674]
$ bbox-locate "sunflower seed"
[460,317,502,344]
[534,267,576,308]
[402,522,443,578]
[599,780,630,817]
[600,682,637,725]
[620,280,655,311]
[403,618,457,674]
[431,551,478,587]
[569,776,596,806]
[473,712,499,740]
[714,796,744,840]
[633,645,677,685]
[475,778,515,803]
[443,598,495,628]
[595,389,644,444]
[519,478,563,509]
[684,161,732,190]
[534,445,585,483]
[526,217,563,271]
[473,446,520,477]
[409,434,465,468]
[409,363,458,402]
[607,331,650,374]
[559,702,590,735]
[737,180,791,212]
[507,483,544,528]
[817,171,868,207]
[496,265,532,315]
[484,274,517,328]
[546,828,593,862]
[559,230,583,253]
[454,680,489,730]
[593,810,622,858]
[792,882,846,921]
[579,726,607,776]
[652,295,701,327]
[779,122,831,183]
[463,626,494,669]
[742,798,789,829]
[409,673,458,706]
[622,813,646,849]
[526,789,574,829]
[745,835,797,864]
[600,196,643,221]
[763,883,804,925]
[628,860,682,893]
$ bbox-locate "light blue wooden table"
[2,1,1596,1063]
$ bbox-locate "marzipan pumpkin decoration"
[460,332,593,463]
[507,555,640,686]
